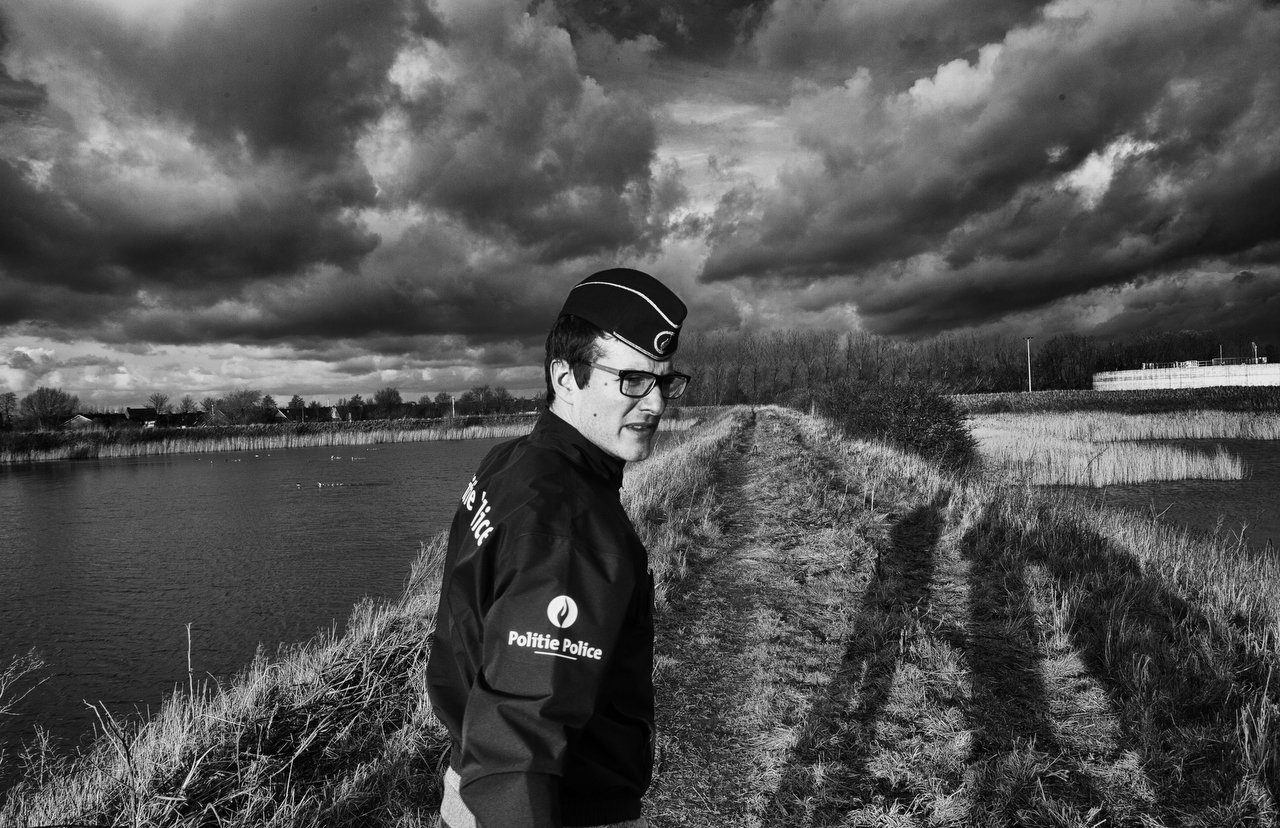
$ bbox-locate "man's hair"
[544,314,605,406]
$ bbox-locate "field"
[3,406,1279,826]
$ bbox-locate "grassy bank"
[0,413,699,465]
[4,407,1278,826]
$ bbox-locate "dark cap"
[557,268,687,360]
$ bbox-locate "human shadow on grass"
[957,503,1109,824]
[764,497,943,822]
[971,499,1279,822]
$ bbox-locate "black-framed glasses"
[586,362,691,400]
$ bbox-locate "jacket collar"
[534,409,625,490]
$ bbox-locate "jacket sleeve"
[458,531,635,828]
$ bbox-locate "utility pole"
[1024,336,1034,393]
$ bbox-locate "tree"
[260,395,279,422]
[305,400,328,421]
[344,394,365,421]
[147,392,171,414]
[19,387,80,430]
[457,385,515,415]
[288,395,306,421]
[177,395,199,414]
[373,387,403,418]
[1033,334,1100,390]
[0,391,16,430]
[201,396,221,425]
[220,388,263,424]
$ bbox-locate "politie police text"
[508,630,603,661]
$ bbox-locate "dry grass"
[969,412,1254,487]
[0,653,45,721]
[622,410,742,607]
[977,410,1280,442]
[792,414,1278,826]
[955,387,1280,415]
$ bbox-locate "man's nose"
[637,382,666,416]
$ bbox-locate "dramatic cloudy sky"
[2,0,1278,406]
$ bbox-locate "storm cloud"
[701,0,1280,336]
[0,0,680,344]
[1,0,1277,405]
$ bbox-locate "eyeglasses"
[585,362,691,400]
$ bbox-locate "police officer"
[426,268,691,828]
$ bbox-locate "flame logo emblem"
[654,330,674,355]
[547,596,578,628]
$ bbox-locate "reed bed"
[973,427,1248,486]
[969,413,1254,487]
[0,414,699,465]
[0,412,732,827]
[956,386,1280,415]
[977,410,1280,442]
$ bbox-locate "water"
[1078,439,1280,551]
[0,437,504,786]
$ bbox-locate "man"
[426,268,691,827]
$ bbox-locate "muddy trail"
[641,407,1268,828]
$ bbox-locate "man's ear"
[550,358,578,403]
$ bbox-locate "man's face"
[557,336,672,462]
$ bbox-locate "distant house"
[62,412,127,430]
[92,412,129,428]
[126,407,159,428]
[159,412,205,428]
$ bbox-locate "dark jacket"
[426,411,655,827]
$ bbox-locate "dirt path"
[645,407,891,826]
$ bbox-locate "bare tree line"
[675,328,1277,406]
[4,328,1270,429]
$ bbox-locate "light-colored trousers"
[440,768,648,828]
